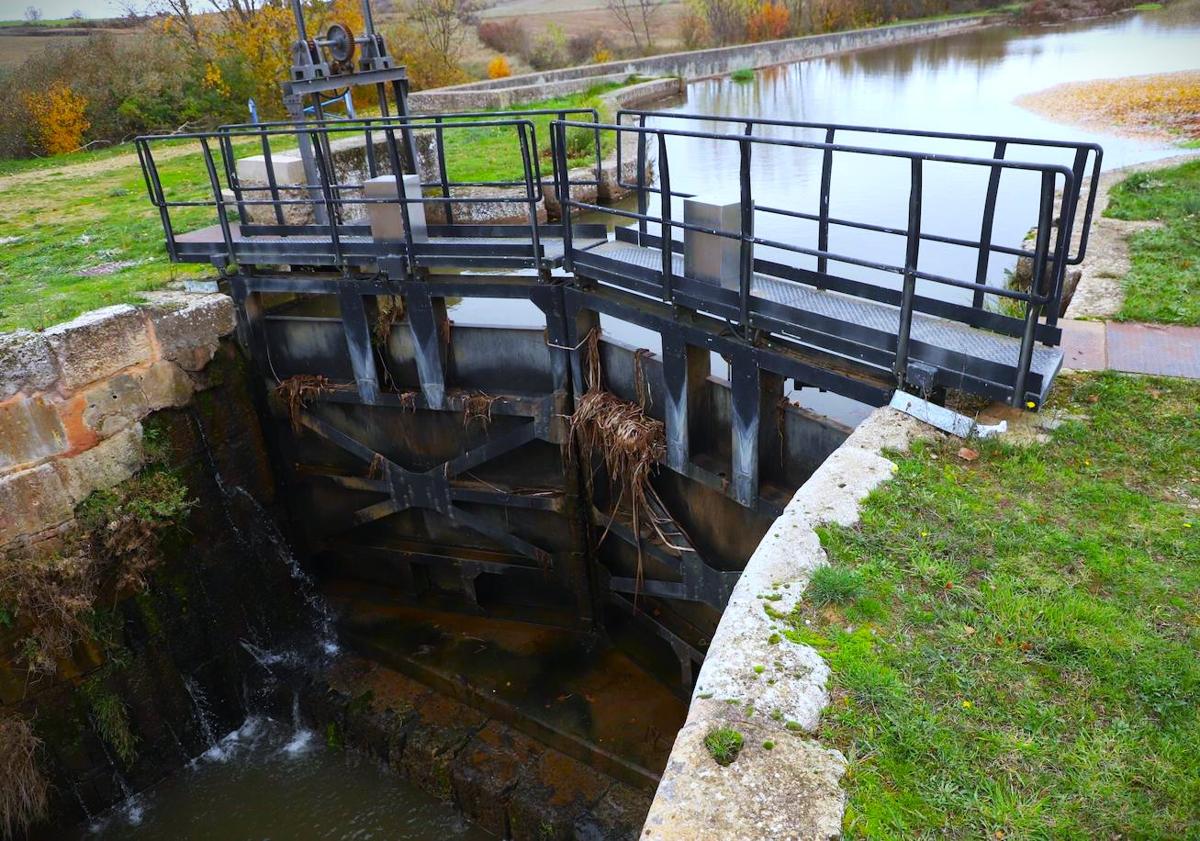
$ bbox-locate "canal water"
[77,715,491,841]
[82,7,1199,837]
[453,2,1199,423]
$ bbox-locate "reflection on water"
[449,5,1199,425]
[80,716,490,841]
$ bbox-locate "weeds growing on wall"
[1,469,193,675]
[0,715,49,840]
[81,675,138,768]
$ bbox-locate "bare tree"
[408,0,489,63]
[24,6,43,21]
[606,0,660,54]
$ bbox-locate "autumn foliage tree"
[487,55,512,78]
[747,0,791,40]
[24,82,90,156]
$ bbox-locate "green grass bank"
[1106,158,1200,325]
[789,371,1199,838]
[0,83,622,333]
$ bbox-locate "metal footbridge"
[137,108,1100,413]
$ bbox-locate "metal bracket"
[889,391,1007,439]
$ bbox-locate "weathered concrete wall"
[0,293,235,549]
[642,407,932,841]
[409,17,985,113]
[0,319,317,837]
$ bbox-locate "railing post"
[199,137,236,262]
[817,127,834,278]
[217,131,247,226]
[1045,149,1088,327]
[738,131,753,333]
[308,129,344,267]
[657,131,674,304]
[972,139,1006,310]
[894,158,922,385]
[258,128,286,226]
[1011,171,1056,408]
[435,116,453,224]
[137,140,179,262]
[636,114,648,245]
[382,123,415,269]
[553,121,575,274]
[516,122,543,272]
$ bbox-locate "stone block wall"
[0,292,236,549]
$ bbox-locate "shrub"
[487,54,512,78]
[526,24,568,70]
[23,81,89,156]
[567,32,613,65]
[477,18,528,54]
[0,716,48,840]
[747,0,790,41]
[678,8,712,49]
[0,551,99,675]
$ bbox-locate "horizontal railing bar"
[563,196,1055,303]
[617,108,1103,154]
[555,119,1078,180]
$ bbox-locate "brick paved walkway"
[1061,319,1200,380]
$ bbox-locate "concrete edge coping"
[421,16,988,96]
[641,406,934,840]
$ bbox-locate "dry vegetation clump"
[568,330,669,595]
[1,469,194,675]
[0,715,48,840]
[463,391,499,432]
[1017,70,1200,142]
[275,374,353,433]
[0,551,98,675]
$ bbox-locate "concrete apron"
[642,407,930,841]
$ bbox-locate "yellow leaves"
[202,63,231,99]
[1018,71,1200,142]
[24,82,89,157]
[486,55,511,80]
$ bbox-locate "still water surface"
[455,4,1200,422]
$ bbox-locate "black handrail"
[554,117,1077,407]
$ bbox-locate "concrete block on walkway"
[1106,322,1200,380]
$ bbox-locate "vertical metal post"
[636,115,648,244]
[1011,171,1055,407]
[738,132,753,333]
[338,288,381,404]
[435,116,453,224]
[657,132,674,303]
[972,140,1006,310]
[217,131,247,225]
[553,122,574,274]
[406,289,447,409]
[200,137,236,259]
[517,122,543,270]
[138,141,179,262]
[730,351,760,508]
[661,335,708,473]
[259,128,286,226]
[1045,149,1088,328]
[817,127,834,278]
[381,123,415,268]
[894,158,923,384]
[308,129,343,266]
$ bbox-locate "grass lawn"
[0,82,629,333]
[1106,158,1200,325]
[788,372,1199,838]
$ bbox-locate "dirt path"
[0,143,197,192]
[1065,153,1198,319]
